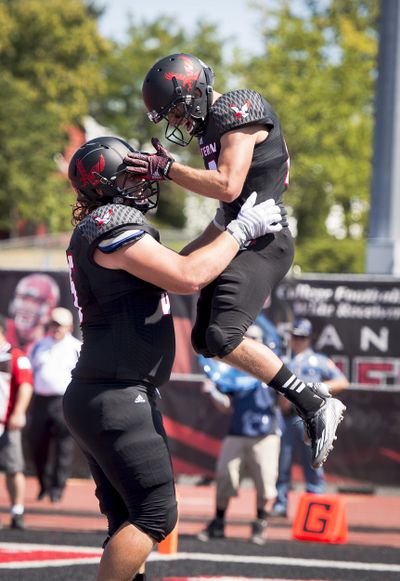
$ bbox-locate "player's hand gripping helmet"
[68,136,159,212]
[142,53,215,146]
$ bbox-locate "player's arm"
[94,191,282,293]
[95,229,241,295]
[8,382,33,430]
[179,221,220,256]
[125,126,267,202]
[168,125,265,202]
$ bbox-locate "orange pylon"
[292,492,348,544]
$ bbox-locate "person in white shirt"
[28,307,81,502]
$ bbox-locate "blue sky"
[97,0,265,59]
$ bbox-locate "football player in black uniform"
[64,135,284,581]
[125,53,346,474]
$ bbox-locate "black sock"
[257,508,268,521]
[269,364,323,415]
[133,574,146,581]
[216,508,226,521]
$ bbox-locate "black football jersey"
[198,89,289,226]
[66,204,175,386]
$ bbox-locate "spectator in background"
[28,307,81,503]
[6,273,60,354]
[272,318,349,518]
[197,324,283,545]
[0,314,33,530]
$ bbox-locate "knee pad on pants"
[192,322,244,359]
[205,323,243,358]
[191,325,213,357]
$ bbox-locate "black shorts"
[192,227,294,357]
[63,380,177,543]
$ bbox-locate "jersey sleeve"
[212,89,275,138]
[97,227,146,253]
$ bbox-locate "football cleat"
[250,518,267,545]
[11,514,26,530]
[301,385,346,468]
[197,517,225,541]
[307,382,332,400]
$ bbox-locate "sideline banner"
[268,274,400,388]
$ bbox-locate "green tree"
[0,0,109,236]
[234,0,379,273]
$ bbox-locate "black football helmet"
[142,53,214,146]
[68,136,159,212]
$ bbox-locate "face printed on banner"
[8,273,60,348]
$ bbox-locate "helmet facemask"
[164,98,198,147]
[147,97,196,147]
[148,87,205,147]
[111,170,160,212]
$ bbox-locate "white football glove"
[226,192,282,246]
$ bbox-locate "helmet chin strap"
[206,84,213,112]
[189,78,213,138]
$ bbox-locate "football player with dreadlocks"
[63,135,284,581]
[125,53,346,474]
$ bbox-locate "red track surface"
[0,477,399,548]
